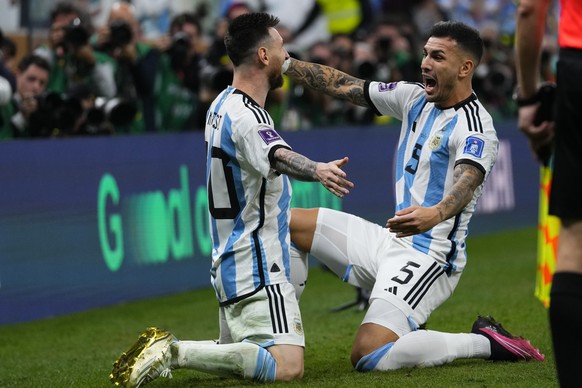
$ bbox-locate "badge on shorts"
[463,136,485,158]
[293,316,304,335]
[258,128,282,145]
[378,82,397,92]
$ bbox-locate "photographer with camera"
[0,28,16,96]
[472,24,516,119]
[155,12,205,131]
[34,2,117,102]
[93,1,158,133]
[0,54,49,138]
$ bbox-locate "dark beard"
[269,73,284,90]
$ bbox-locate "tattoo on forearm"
[437,164,484,221]
[436,206,445,222]
[272,148,317,181]
[287,59,368,106]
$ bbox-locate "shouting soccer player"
[288,20,545,371]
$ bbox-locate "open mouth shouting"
[423,73,437,95]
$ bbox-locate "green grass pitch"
[0,227,557,387]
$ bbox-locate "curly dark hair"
[224,13,280,67]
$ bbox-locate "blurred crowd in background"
[0,0,560,139]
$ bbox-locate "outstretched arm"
[386,163,484,238]
[285,58,368,107]
[272,148,353,198]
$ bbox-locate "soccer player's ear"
[258,47,269,65]
[459,59,474,78]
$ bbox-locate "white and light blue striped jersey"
[364,81,499,275]
[205,86,294,305]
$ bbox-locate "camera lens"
[167,32,192,69]
[109,20,133,48]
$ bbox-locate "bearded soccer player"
[110,13,353,387]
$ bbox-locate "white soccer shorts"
[312,208,462,334]
[218,281,305,347]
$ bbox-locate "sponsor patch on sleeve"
[258,128,282,145]
[378,82,398,92]
[463,136,485,158]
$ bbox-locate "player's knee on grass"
[275,359,304,381]
[269,345,304,381]
[351,339,385,367]
[351,322,400,367]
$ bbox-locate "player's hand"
[518,104,555,164]
[315,157,353,198]
[386,206,440,238]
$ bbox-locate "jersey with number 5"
[365,81,499,275]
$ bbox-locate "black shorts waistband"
[560,47,582,60]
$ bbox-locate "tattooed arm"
[272,148,318,181]
[285,58,368,107]
[272,147,353,198]
[385,163,485,237]
[435,163,485,220]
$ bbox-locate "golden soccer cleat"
[110,327,177,388]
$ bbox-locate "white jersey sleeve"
[364,81,426,120]
[224,93,290,179]
[449,100,498,177]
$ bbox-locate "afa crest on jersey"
[429,130,444,150]
[463,136,485,158]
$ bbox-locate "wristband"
[513,87,540,107]
[515,94,540,107]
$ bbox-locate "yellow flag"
[536,164,559,307]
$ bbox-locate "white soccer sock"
[289,243,308,300]
[363,330,491,370]
[173,340,276,382]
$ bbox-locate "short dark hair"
[429,21,483,65]
[18,54,50,73]
[50,1,94,35]
[224,13,279,67]
[170,12,202,36]
[50,1,81,22]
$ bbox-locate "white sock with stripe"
[172,340,276,382]
[358,330,491,370]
